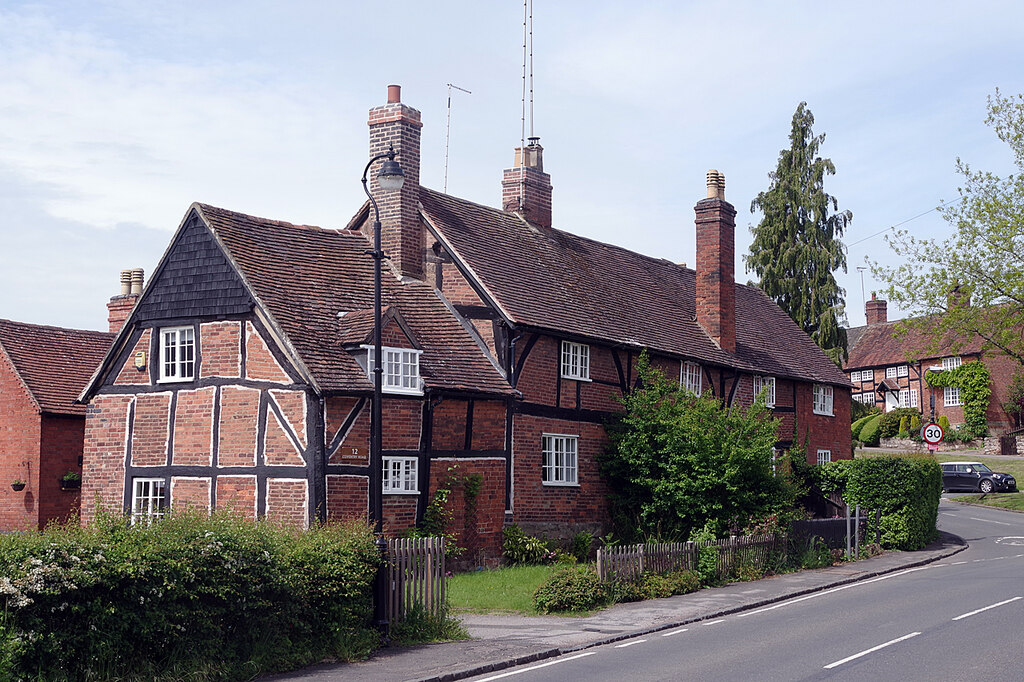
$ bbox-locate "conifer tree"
[747,103,852,365]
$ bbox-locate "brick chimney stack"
[502,137,552,228]
[107,268,143,334]
[865,293,887,325]
[694,170,736,353]
[368,84,423,280]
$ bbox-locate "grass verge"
[448,565,558,614]
[949,492,1024,511]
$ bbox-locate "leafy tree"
[747,102,853,365]
[600,354,794,542]
[873,90,1024,366]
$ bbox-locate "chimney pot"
[706,169,726,200]
[387,84,401,103]
[119,269,132,295]
[865,296,888,325]
[130,268,144,295]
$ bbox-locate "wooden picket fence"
[596,534,786,582]
[386,537,447,622]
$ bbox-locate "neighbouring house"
[0,318,115,530]
[845,293,1020,448]
[78,84,852,560]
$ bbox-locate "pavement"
[265,530,967,682]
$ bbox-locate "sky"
[1,1,1022,333]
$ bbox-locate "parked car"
[940,462,1018,493]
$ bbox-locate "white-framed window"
[542,434,578,486]
[681,361,702,395]
[753,375,775,407]
[382,456,418,494]
[812,384,834,416]
[899,389,919,408]
[897,365,909,377]
[159,326,195,382]
[885,366,897,379]
[131,478,166,524]
[942,356,962,371]
[560,341,591,381]
[366,346,423,395]
[849,371,861,383]
[816,449,832,466]
[854,392,874,405]
[944,385,962,407]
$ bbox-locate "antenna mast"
[519,0,534,210]
[443,83,471,193]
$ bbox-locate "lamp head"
[377,158,405,191]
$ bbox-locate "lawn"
[948,493,1024,512]
[447,564,557,614]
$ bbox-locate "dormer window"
[366,346,423,395]
[561,341,590,381]
[159,326,195,382]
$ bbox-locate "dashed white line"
[950,561,968,565]
[475,652,597,681]
[704,619,724,625]
[661,628,689,637]
[614,639,647,648]
[952,596,1022,621]
[969,516,1013,526]
[823,632,921,669]
[737,566,930,618]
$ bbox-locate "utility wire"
[846,197,965,248]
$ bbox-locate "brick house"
[0,319,114,530]
[79,85,851,558]
[846,294,1018,437]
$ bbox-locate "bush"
[0,511,381,681]
[819,456,941,550]
[390,602,468,645]
[898,416,910,438]
[502,525,551,566]
[909,415,921,434]
[851,415,875,441]
[533,565,610,613]
[938,415,951,432]
[851,398,881,423]
[859,414,883,446]
[878,408,921,438]
[568,531,594,563]
[609,569,700,604]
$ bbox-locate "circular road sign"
[922,422,944,445]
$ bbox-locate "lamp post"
[361,143,405,641]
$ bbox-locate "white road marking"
[950,561,968,565]
[737,566,930,617]
[823,632,921,669]
[475,652,597,681]
[704,619,724,625]
[614,639,647,648]
[969,516,1013,526]
[661,628,689,637]
[952,596,1022,621]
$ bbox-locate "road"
[468,500,1024,682]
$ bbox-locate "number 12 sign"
[922,422,944,446]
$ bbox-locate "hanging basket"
[11,482,25,492]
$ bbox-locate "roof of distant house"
[0,319,114,415]
[845,318,984,370]
[420,188,850,387]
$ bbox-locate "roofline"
[193,203,322,393]
[420,208,515,326]
[0,337,43,414]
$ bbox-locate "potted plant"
[60,471,81,491]
[11,480,25,492]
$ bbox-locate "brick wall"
[327,397,370,466]
[694,194,737,353]
[114,329,151,386]
[428,459,506,566]
[265,478,308,528]
[131,392,171,466]
[216,475,257,519]
[171,476,211,510]
[795,382,853,463]
[218,386,259,466]
[245,322,291,383]
[81,394,132,523]
[199,321,241,378]
[0,350,41,530]
[326,475,368,523]
[172,387,215,466]
[38,414,85,527]
[382,398,421,450]
[382,494,418,535]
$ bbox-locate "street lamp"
[361,142,405,641]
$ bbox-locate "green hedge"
[859,414,883,446]
[0,511,381,681]
[818,456,941,550]
[877,408,921,439]
[851,415,875,441]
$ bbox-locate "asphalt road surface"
[468,500,1024,682]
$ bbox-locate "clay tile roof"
[845,319,984,370]
[195,204,513,396]
[419,188,850,386]
[337,308,383,346]
[0,319,114,415]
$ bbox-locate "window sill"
[542,481,580,488]
[157,377,193,384]
[812,410,834,417]
[382,387,425,396]
[383,490,420,496]
[560,375,592,382]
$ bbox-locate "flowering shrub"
[0,511,380,680]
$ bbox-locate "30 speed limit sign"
[922,422,944,445]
